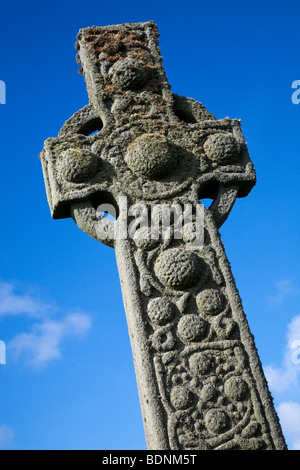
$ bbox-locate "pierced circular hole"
[77,117,103,136]
[90,191,119,221]
[97,207,117,221]
[198,181,219,209]
[173,107,197,124]
[200,198,213,209]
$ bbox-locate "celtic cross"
[40,21,286,450]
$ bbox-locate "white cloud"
[0,425,15,449]
[267,279,294,307]
[263,297,300,449]
[9,313,92,367]
[264,314,300,393]
[0,280,92,368]
[0,281,53,317]
[277,402,300,450]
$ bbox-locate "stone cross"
[39,21,287,450]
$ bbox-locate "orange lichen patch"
[81,27,151,69]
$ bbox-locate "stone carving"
[39,21,287,450]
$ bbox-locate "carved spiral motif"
[224,376,248,401]
[154,248,202,289]
[57,148,99,183]
[196,288,224,316]
[109,58,150,90]
[203,133,240,165]
[204,409,229,434]
[189,353,212,375]
[170,386,194,410]
[125,133,175,179]
[147,297,175,325]
[177,314,207,342]
[200,383,217,401]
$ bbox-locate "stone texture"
[39,21,287,450]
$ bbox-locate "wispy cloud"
[264,314,300,393]
[0,280,92,368]
[276,402,300,450]
[264,313,300,449]
[267,279,294,308]
[9,313,91,367]
[0,281,54,317]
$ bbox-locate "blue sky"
[0,0,300,450]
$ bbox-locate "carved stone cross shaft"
[40,21,286,450]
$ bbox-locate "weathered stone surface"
[39,21,287,450]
